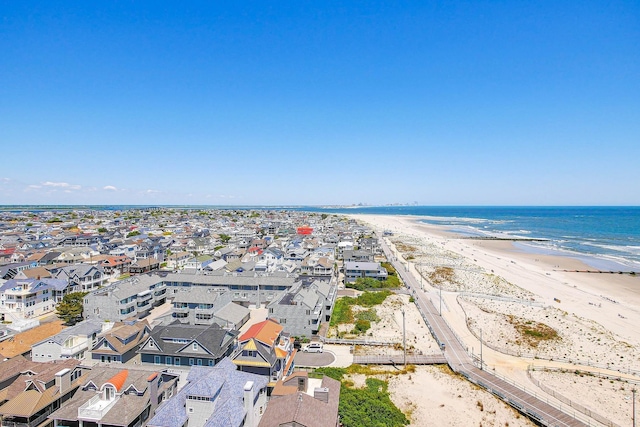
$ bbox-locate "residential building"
[0,278,68,321]
[90,320,150,364]
[138,320,239,368]
[31,319,104,362]
[47,366,179,427]
[259,372,340,427]
[0,359,86,427]
[231,319,295,387]
[170,287,250,329]
[266,279,337,337]
[147,358,268,427]
[343,261,388,283]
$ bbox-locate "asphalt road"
[294,350,336,367]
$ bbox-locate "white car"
[302,342,323,353]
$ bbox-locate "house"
[342,249,374,263]
[259,372,340,427]
[90,320,150,364]
[47,366,179,427]
[0,359,86,427]
[231,319,295,387]
[0,321,66,359]
[138,320,239,368]
[83,275,166,322]
[0,278,69,321]
[147,358,268,427]
[97,255,132,276]
[266,279,337,337]
[53,264,107,292]
[343,261,388,283]
[185,255,214,271]
[300,255,334,278]
[129,258,161,275]
[170,287,250,329]
[165,251,192,270]
[31,319,104,362]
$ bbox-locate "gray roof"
[34,319,103,346]
[148,358,268,427]
[140,321,238,359]
[172,287,221,304]
[213,302,250,326]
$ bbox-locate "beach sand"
[347,213,640,426]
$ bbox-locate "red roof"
[297,226,313,235]
[239,318,282,346]
[106,370,128,391]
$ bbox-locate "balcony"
[195,306,215,314]
[78,395,118,421]
[61,340,88,357]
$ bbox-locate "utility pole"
[480,328,483,370]
[402,309,406,368]
[633,388,637,427]
[439,285,442,316]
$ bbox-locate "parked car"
[302,342,323,353]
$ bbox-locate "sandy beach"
[347,213,640,426]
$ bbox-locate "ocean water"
[305,206,640,272]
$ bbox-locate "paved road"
[294,350,336,367]
[378,234,593,427]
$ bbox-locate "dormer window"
[192,343,198,351]
[103,385,115,401]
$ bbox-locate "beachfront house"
[343,261,388,283]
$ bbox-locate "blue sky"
[1,1,639,206]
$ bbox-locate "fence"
[527,366,621,427]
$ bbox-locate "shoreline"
[348,213,640,345]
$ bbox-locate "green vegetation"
[97,227,108,233]
[56,292,89,324]
[46,217,63,223]
[506,315,559,348]
[315,366,410,427]
[355,308,379,322]
[126,230,141,238]
[219,234,232,243]
[353,319,371,333]
[330,291,391,327]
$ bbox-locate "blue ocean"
[304,206,640,272]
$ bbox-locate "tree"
[56,292,88,324]
[219,234,232,243]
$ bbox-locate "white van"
[302,342,323,353]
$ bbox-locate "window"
[189,358,194,366]
[154,356,161,365]
[174,357,180,366]
[165,356,172,365]
[197,359,202,366]
[192,343,198,350]
[208,360,214,366]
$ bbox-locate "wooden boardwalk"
[379,235,594,427]
[353,354,447,365]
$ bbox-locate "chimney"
[313,387,329,404]
[147,372,159,411]
[243,381,255,427]
[55,368,71,394]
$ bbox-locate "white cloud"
[42,181,81,190]
[146,189,160,194]
[103,185,118,191]
[28,185,42,189]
